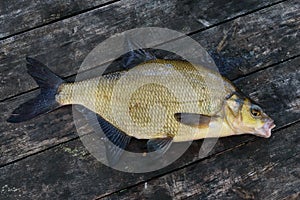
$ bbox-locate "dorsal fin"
[101,38,157,75]
[120,38,156,70]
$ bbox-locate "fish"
[7,48,275,165]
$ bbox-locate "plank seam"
[0,0,292,102]
[1,53,298,104]
[0,0,286,42]
[0,0,292,103]
[95,118,300,199]
[0,135,79,168]
[1,53,298,169]
[186,0,287,37]
[0,0,121,41]
[1,110,299,197]
[232,54,300,82]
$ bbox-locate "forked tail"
[7,57,65,123]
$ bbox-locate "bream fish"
[7,49,275,165]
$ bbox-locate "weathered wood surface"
[1,128,298,200]
[0,0,299,199]
[0,0,286,101]
[0,0,112,39]
[194,0,300,79]
[104,122,300,200]
[1,0,299,168]
[1,56,299,199]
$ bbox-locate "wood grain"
[0,56,298,199]
[193,0,300,79]
[0,0,113,39]
[0,1,299,199]
[1,0,299,167]
[104,122,300,200]
[0,0,285,101]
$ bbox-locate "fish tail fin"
[7,57,65,123]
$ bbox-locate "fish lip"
[255,120,276,138]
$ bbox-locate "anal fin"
[76,106,131,166]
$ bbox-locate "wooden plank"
[0,0,285,101]
[0,0,114,39]
[0,0,298,164]
[1,0,299,167]
[0,139,145,199]
[0,95,76,166]
[0,57,299,199]
[193,0,300,79]
[104,122,300,200]
[235,58,300,127]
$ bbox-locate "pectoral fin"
[147,138,173,159]
[174,113,215,128]
[76,106,131,166]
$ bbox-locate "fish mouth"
[255,120,276,138]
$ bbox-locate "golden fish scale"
[56,60,236,140]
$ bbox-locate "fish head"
[225,94,275,138]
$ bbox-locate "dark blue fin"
[77,106,131,166]
[174,113,215,128]
[121,38,156,70]
[147,138,173,159]
[98,116,131,166]
[7,57,64,123]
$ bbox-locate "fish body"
[56,59,236,141]
[8,55,275,165]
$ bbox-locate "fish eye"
[250,105,262,118]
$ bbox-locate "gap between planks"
[0,0,286,42]
[1,55,298,198]
[94,118,300,199]
[1,49,299,169]
[232,54,300,82]
[1,0,297,102]
[1,52,299,104]
[186,0,287,36]
[0,0,121,41]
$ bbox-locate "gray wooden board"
[0,56,299,199]
[103,122,300,200]
[0,0,286,101]
[235,57,300,128]
[0,0,299,167]
[193,0,300,79]
[0,0,113,39]
[0,0,299,199]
